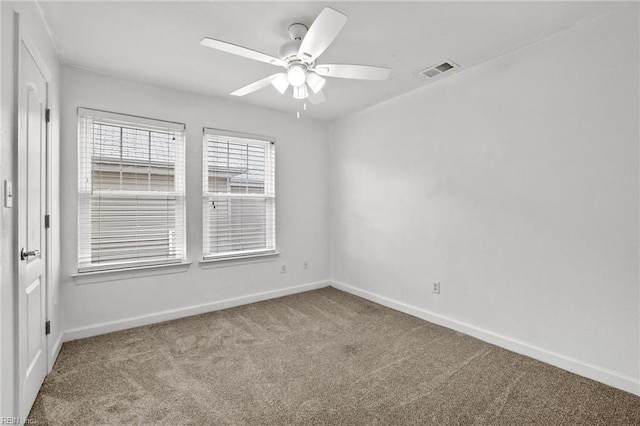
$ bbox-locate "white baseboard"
[48,332,64,372]
[330,280,639,396]
[63,280,330,342]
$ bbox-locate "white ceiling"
[39,1,618,120]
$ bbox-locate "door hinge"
[44,214,50,229]
[45,320,51,335]
[45,108,51,123]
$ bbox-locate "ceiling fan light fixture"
[292,85,309,100]
[271,74,289,94]
[287,65,307,87]
[306,72,326,93]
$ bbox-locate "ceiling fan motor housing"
[279,23,310,62]
[278,40,302,61]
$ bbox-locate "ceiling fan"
[200,7,391,105]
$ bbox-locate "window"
[78,108,186,272]
[203,129,276,259]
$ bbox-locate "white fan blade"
[298,7,347,62]
[201,37,285,67]
[308,89,326,105]
[314,64,391,80]
[231,73,284,96]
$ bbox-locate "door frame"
[15,14,53,418]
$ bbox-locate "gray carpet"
[29,287,640,425]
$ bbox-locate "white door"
[17,38,48,419]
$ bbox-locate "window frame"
[77,107,187,273]
[202,127,277,261]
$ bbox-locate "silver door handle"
[20,248,40,260]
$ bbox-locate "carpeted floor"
[29,287,640,425]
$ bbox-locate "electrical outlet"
[432,282,440,294]
[303,261,308,270]
[281,264,286,274]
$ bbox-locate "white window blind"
[78,108,186,272]
[203,129,276,259]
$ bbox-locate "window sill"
[199,251,280,269]
[71,261,192,285]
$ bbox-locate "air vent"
[419,61,458,79]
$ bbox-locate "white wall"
[59,67,330,337]
[329,6,639,394]
[0,0,62,418]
